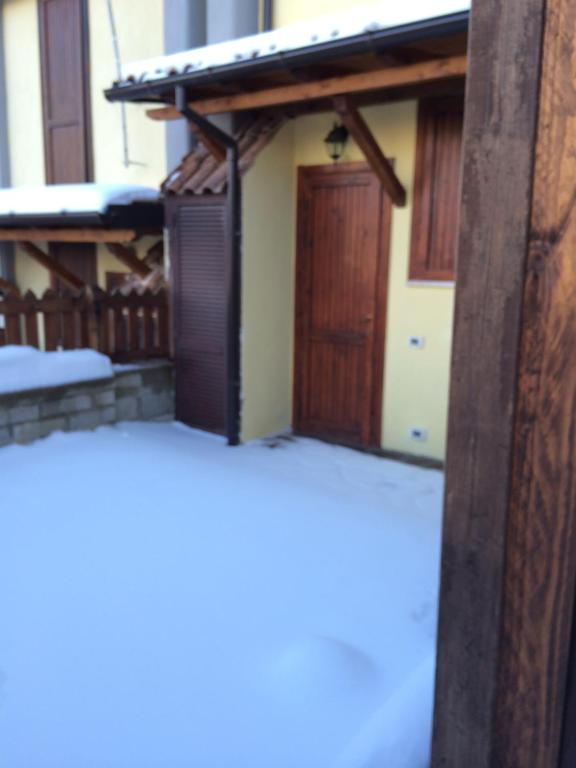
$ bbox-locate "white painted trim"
[407,280,456,288]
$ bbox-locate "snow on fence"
[0,287,170,362]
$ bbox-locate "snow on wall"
[0,183,160,217]
[116,0,470,86]
[0,346,113,395]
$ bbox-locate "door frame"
[293,161,392,448]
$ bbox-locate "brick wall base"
[0,361,174,447]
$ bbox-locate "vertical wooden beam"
[432,0,576,766]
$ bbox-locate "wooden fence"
[0,287,170,362]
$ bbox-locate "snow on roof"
[0,183,160,218]
[116,1,470,87]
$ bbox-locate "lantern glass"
[324,122,349,161]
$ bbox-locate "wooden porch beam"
[106,243,153,278]
[332,95,406,206]
[0,228,142,243]
[18,241,85,290]
[147,54,467,120]
[0,276,19,295]
[188,122,226,163]
[432,0,576,766]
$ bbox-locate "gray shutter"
[170,197,228,435]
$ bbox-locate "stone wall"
[0,361,174,447]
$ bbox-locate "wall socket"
[408,336,425,349]
[409,427,428,442]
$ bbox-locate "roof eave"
[105,12,469,104]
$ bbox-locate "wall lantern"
[324,122,349,161]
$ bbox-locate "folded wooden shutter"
[409,96,464,282]
[38,0,96,287]
[38,0,92,184]
[169,197,229,435]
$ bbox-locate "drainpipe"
[0,0,14,283]
[164,0,206,169]
[174,85,241,447]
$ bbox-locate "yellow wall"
[3,0,45,188]
[274,0,385,27]
[88,0,166,189]
[242,123,296,441]
[4,0,166,294]
[242,102,454,460]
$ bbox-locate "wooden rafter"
[146,239,164,264]
[18,241,85,290]
[0,276,19,295]
[0,228,142,243]
[188,123,226,163]
[106,243,152,278]
[332,95,406,207]
[147,54,467,120]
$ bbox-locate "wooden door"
[294,163,391,447]
[38,0,95,287]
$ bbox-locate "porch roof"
[163,114,287,196]
[0,184,163,233]
[105,1,469,108]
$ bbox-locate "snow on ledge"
[117,0,470,87]
[0,183,160,218]
[0,347,113,396]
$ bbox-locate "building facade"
[0,1,466,461]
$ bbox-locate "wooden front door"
[294,163,391,447]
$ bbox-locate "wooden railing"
[0,287,170,362]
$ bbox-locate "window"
[409,96,464,282]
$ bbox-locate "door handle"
[360,315,373,324]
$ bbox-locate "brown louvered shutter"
[169,197,229,435]
[38,0,96,287]
[38,0,92,184]
[409,96,464,282]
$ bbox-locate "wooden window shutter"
[169,197,229,435]
[409,96,464,282]
[38,0,92,184]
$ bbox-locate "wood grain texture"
[409,97,463,281]
[294,163,390,447]
[433,0,576,765]
[431,0,547,765]
[0,229,140,243]
[146,55,468,120]
[495,0,576,763]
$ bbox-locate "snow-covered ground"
[0,422,443,768]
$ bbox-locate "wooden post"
[432,0,576,766]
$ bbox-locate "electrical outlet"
[409,427,428,442]
[408,336,425,349]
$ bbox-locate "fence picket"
[0,287,170,362]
